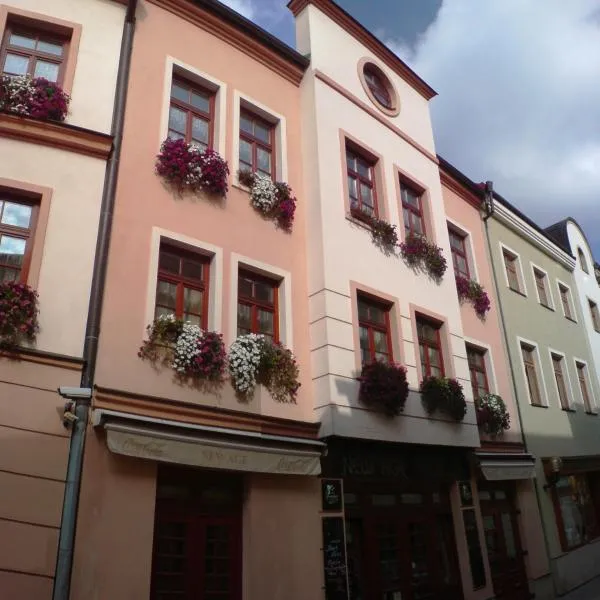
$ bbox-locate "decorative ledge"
[0,113,113,159]
[0,345,83,371]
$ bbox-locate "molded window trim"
[530,262,555,310]
[556,279,577,322]
[517,337,548,407]
[463,337,499,399]
[573,358,597,414]
[447,218,478,282]
[500,242,528,296]
[548,348,573,410]
[588,298,600,333]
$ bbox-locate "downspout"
[481,182,557,598]
[52,1,138,599]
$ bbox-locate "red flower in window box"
[400,233,447,279]
[455,274,491,318]
[0,75,69,122]
[420,376,467,421]
[350,209,399,252]
[358,360,409,417]
[0,281,39,348]
[476,393,510,436]
[156,138,229,197]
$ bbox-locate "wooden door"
[479,484,529,600]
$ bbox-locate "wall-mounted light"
[544,456,563,490]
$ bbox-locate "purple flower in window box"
[400,233,447,279]
[156,138,229,196]
[476,393,510,436]
[455,274,491,318]
[0,75,69,122]
[358,360,409,417]
[0,281,39,348]
[420,376,466,421]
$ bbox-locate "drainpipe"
[52,1,138,599]
[482,182,558,598]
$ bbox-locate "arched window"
[578,247,589,273]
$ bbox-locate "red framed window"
[534,268,550,307]
[576,362,593,412]
[552,354,570,409]
[358,294,393,365]
[449,229,470,278]
[466,346,489,400]
[401,183,425,237]
[0,194,38,283]
[239,110,275,178]
[503,251,520,292]
[417,317,444,378]
[168,77,214,150]
[155,244,210,328]
[559,284,573,320]
[521,344,542,406]
[346,146,378,219]
[237,270,279,341]
[1,23,66,83]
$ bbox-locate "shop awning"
[475,451,537,481]
[92,409,324,477]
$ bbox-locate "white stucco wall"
[297,5,478,447]
[567,221,600,393]
[3,0,123,133]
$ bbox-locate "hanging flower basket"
[0,75,70,121]
[400,233,447,279]
[350,208,398,253]
[476,393,510,436]
[456,275,491,318]
[358,360,409,417]
[156,138,229,196]
[228,333,300,402]
[0,281,39,348]
[139,315,227,382]
[238,170,297,231]
[420,376,467,421]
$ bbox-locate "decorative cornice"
[439,169,481,210]
[0,346,83,371]
[94,386,321,440]
[493,201,575,270]
[148,0,307,86]
[288,0,436,100]
[0,113,113,159]
[314,69,438,165]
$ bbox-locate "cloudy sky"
[222,0,600,256]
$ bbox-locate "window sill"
[530,403,548,409]
[561,407,576,413]
[0,112,112,159]
[585,411,599,416]
[541,303,555,312]
[566,316,578,324]
[346,212,373,232]
[508,287,527,298]
[232,181,251,194]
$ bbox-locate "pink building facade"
[70,1,324,599]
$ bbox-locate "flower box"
[229,333,300,402]
[476,393,510,436]
[238,170,297,231]
[0,75,69,122]
[156,138,229,196]
[0,281,39,348]
[455,275,491,318]
[400,233,447,279]
[350,208,399,252]
[358,360,409,417]
[420,376,467,421]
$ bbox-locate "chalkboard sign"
[322,516,349,600]
[321,479,343,511]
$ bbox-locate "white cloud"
[219,0,256,20]
[394,0,600,248]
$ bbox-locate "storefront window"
[555,475,599,550]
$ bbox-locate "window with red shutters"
[168,77,214,150]
[155,244,210,328]
[449,228,470,279]
[1,23,67,83]
[237,270,279,341]
[401,183,425,238]
[357,294,393,365]
[417,317,444,378]
[346,146,378,220]
[0,194,38,283]
[239,110,275,178]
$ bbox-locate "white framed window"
[145,227,224,335]
[500,243,527,295]
[229,252,293,348]
[530,263,554,310]
[573,358,596,414]
[463,337,499,401]
[232,90,288,187]
[517,337,548,407]
[159,56,227,155]
[446,218,478,282]
[556,280,576,321]
[547,348,573,410]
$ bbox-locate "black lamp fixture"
[544,456,563,490]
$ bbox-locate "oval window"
[360,61,398,115]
